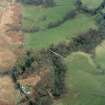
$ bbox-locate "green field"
[53,52,105,105]
[95,40,105,70]
[24,14,96,49]
[52,39,105,105]
[22,0,97,49]
[22,0,75,30]
[81,0,103,9]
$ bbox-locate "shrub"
[34,79,53,105]
[48,48,66,96]
[63,10,77,21]
[20,0,55,7]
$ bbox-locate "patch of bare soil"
[0,76,17,105]
[0,3,22,32]
[19,75,41,87]
[0,2,24,104]
[0,2,23,71]
[17,68,51,104]
[6,32,24,45]
[0,0,11,8]
[18,68,50,87]
[0,48,16,71]
[0,2,51,105]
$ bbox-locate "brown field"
[0,76,17,105]
[0,2,23,71]
[0,2,24,105]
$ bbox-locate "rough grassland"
[54,52,105,105]
[24,14,96,49]
[81,0,103,9]
[22,0,97,49]
[22,0,75,30]
[95,40,105,70]
[22,0,105,105]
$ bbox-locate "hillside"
[0,2,23,71]
[0,2,24,105]
[1,0,105,105]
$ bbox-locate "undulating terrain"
[0,0,105,105]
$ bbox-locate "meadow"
[22,0,97,49]
[53,50,105,105]
[81,0,103,9]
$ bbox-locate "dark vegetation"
[10,4,105,101]
[48,50,66,96]
[48,29,105,56]
[22,26,40,33]
[22,9,77,33]
[11,48,67,97]
[75,0,105,15]
[19,0,55,7]
[21,0,105,34]
[7,4,105,102]
[21,0,105,33]
[34,82,53,105]
[96,13,105,32]
[47,10,77,29]
[10,28,105,105]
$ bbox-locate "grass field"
[81,0,103,9]
[54,52,105,105]
[22,0,98,49]
[22,0,75,30]
[95,40,105,70]
[24,14,96,49]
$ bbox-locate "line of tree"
[22,9,77,33]
[48,47,66,97]
[19,0,55,7]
